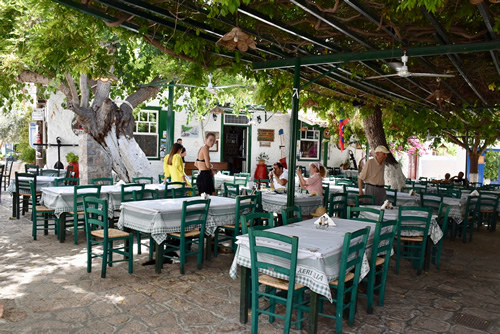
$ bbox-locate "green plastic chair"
[240,212,275,235]
[83,197,133,278]
[318,226,371,333]
[281,205,302,225]
[432,204,450,269]
[458,196,479,243]
[355,194,374,206]
[29,181,57,240]
[161,199,211,274]
[347,206,384,223]
[223,183,240,197]
[54,177,80,187]
[15,172,37,219]
[419,192,443,214]
[360,219,397,314]
[164,181,185,198]
[25,164,39,175]
[395,206,432,275]
[132,176,153,184]
[248,229,309,333]
[66,185,101,245]
[328,193,347,218]
[386,189,397,206]
[214,195,257,256]
[90,177,113,185]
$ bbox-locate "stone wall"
[79,134,112,184]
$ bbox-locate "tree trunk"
[363,105,406,191]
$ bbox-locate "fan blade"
[408,73,455,78]
[213,84,251,89]
[365,74,401,80]
[176,84,200,88]
[387,62,403,71]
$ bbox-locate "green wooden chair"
[432,204,450,269]
[458,196,479,243]
[248,229,309,333]
[164,181,185,198]
[65,165,74,178]
[83,197,133,278]
[132,176,153,184]
[134,188,159,200]
[29,181,58,240]
[419,192,443,214]
[328,193,347,218]
[90,177,113,185]
[15,172,37,219]
[158,174,165,183]
[476,194,498,232]
[223,183,240,197]
[2,158,14,191]
[67,185,101,245]
[386,189,397,206]
[355,194,374,206]
[413,183,427,194]
[234,175,249,187]
[240,212,275,235]
[361,219,397,314]
[0,164,3,201]
[25,163,39,175]
[54,177,79,187]
[40,169,60,176]
[120,183,145,203]
[235,172,251,177]
[336,179,354,187]
[161,199,211,274]
[254,178,270,187]
[281,205,302,225]
[395,206,432,275]
[322,183,330,209]
[171,186,195,198]
[214,195,257,256]
[221,170,231,175]
[347,206,384,223]
[318,226,371,333]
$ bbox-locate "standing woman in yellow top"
[163,143,191,186]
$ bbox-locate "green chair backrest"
[477,194,499,213]
[397,206,432,238]
[180,199,211,238]
[165,181,185,198]
[413,183,427,193]
[234,176,249,186]
[322,183,330,208]
[464,196,479,221]
[65,165,74,178]
[15,172,36,195]
[158,174,165,183]
[54,177,80,187]
[281,205,302,225]
[134,188,159,200]
[221,171,231,175]
[74,185,101,214]
[132,177,153,184]
[336,179,354,186]
[347,206,384,223]
[40,169,60,176]
[337,227,371,291]
[235,195,257,236]
[121,183,145,203]
[240,212,275,235]
[355,194,374,206]
[25,164,39,175]
[386,190,397,206]
[370,219,398,267]
[83,197,109,234]
[329,192,347,218]
[90,177,113,185]
[420,192,443,214]
[235,172,251,177]
[437,203,450,238]
[171,187,194,198]
[223,183,240,197]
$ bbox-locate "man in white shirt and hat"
[358,145,389,205]
[268,162,288,190]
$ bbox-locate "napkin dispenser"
[380,200,393,210]
[314,213,336,227]
[201,193,210,199]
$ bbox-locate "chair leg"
[335,291,344,334]
[366,272,375,314]
[197,235,204,270]
[136,232,142,254]
[87,239,92,273]
[180,238,185,275]
[101,242,108,278]
[44,214,49,236]
[395,241,401,275]
[108,240,113,267]
[32,211,37,240]
[128,235,134,274]
[213,229,219,257]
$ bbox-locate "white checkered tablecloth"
[359,206,443,244]
[260,191,323,215]
[117,196,237,244]
[8,176,63,195]
[229,218,378,303]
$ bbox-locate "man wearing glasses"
[268,162,288,190]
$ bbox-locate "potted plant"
[66,152,80,178]
[256,152,269,165]
[341,157,350,170]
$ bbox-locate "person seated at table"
[268,162,288,190]
[195,132,216,195]
[296,162,326,196]
[450,171,468,186]
[442,173,451,183]
[163,143,191,186]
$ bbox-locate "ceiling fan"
[179,74,251,94]
[365,52,455,80]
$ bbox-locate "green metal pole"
[166,82,175,149]
[287,58,301,207]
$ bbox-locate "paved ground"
[1,191,499,334]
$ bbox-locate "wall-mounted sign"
[257,129,274,142]
[72,115,84,136]
[29,122,37,149]
[32,108,44,121]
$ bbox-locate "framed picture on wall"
[209,140,219,152]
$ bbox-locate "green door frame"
[220,117,252,173]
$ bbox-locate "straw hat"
[310,206,327,217]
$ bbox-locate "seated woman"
[163,143,191,186]
[296,162,326,196]
[442,173,451,183]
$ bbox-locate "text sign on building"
[32,108,44,121]
[257,129,275,142]
[29,122,37,149]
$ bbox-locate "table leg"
[58,212,66,243]
[155,241,162,274]
[12,191,18,218]
[423,236,431,272]
[240,266,250,324]
[308,291,319,334]
[205,235,213,261]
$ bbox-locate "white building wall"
[417,147,467,180]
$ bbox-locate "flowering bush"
[390,137,429,158]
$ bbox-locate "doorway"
[222,126,248,174]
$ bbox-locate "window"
[134,108,158,158]
[298,123,320,160]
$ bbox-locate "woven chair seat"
[22,192,40,197]
[68,210,85,215]
[375,256,385,266]
[35,205,55,213]
[259,274,304,290]
[330,271,355,286]
[223,223,235,229]
[480,209,494,214]
[91,228,130,239]
[169,229,200,238]
[396,235,424,242]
